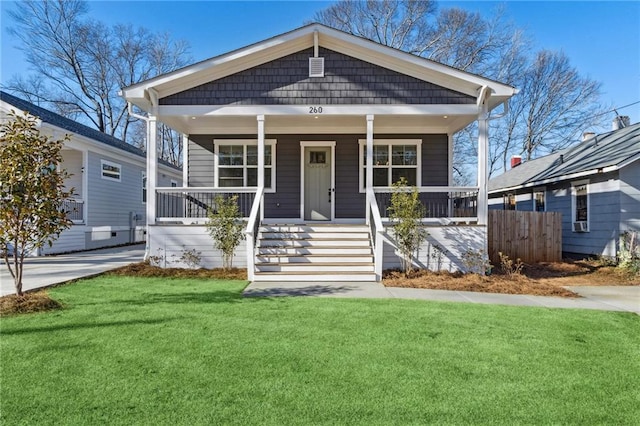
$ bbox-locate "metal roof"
[0,91,180,171]
[489,122,640,192]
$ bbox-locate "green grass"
[1,276,639,425]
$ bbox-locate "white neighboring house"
[0,91,182,255]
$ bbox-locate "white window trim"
[533,187,546,212]
[358,139,422,193]
[571,179,590,232]
[101,159,121,182]
[214,139,277,193]
[142,171,147,204]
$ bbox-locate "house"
[120,23,516,281]
[488,119,640,258]
[0,91,183,255]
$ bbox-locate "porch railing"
[155,188,257,222]
[61,199,84,223]
[245,187,265,282]
[373,187,479,223]
[366,189,385,281]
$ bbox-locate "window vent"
[309,57,325,77]
[573,221,588,232]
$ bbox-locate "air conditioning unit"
[573,221,588,232]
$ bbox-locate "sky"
[1,0,639,129]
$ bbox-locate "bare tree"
[315,1,607,182]
[4,0,190,164]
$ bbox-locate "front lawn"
[1,276,638,424]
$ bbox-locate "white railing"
[155,187,257,223]
[245,187,265,282]
[366,189,385,281]
[373,186,479,223]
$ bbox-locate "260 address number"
[309,106,323,114]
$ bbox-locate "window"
[572,181,589,232]
[504,193,516,210]
[214,140,276,192]
[170,179,178,187]
[101,160,121,182]
[533,189,545,212]
[359,139,421,191]
[142,172,147,203]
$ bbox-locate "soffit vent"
[309,57,325,78]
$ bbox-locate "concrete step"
[255,263,375,273]
[256,246,373,256]
[258,239,371,248]
[256,254,374,264]
[260,231,370,240]
[261,225,369,233]
[252,271,377,282]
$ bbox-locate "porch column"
[182,133,189,186]
[257,115,265,188]
[147,115,158,226]
[477,101,489,226]
[365,114,374,224]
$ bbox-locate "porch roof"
[120,23,517,135]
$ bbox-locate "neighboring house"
[0,91,183,255]
[120,23,516,281]
[488,120,640,258]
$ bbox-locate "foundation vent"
[309,57,325,77]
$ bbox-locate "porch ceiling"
[161,113,477,136]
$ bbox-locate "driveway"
[0,244,145,297]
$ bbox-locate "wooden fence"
[488,210,562,265]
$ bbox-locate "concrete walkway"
[244,281,640,314]
[0,244,145,297]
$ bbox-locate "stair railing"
[245,186,264,281]
[367,188,385,281]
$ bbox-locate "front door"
[303,146,333,220]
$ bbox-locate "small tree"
[206,195,245,270]
[1,110,73,296]
[387,178,427,276]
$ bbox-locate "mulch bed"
[108,262,248,280]
[0,291,64,316]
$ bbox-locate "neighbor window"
[359,139,421,191]
[142,172,147,203]
[572,181,589,231]
[504,193,516,210]
[215,140,276,192]
[533,189,545,212]
[170,179,178,187]
[101,160,121,182]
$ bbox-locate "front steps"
[253,224,376,282]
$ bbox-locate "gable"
[160,48,475,107]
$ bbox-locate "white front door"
[303,146,333,220]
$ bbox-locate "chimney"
[510,155,522,169]
[582,132,596,142]
[612,115,631,130]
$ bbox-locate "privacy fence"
[488,210,562,265]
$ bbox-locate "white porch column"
[147,116,158,226]
[477,102,489,226]
[257,115,265,188]
[365,114,374,224]
[182,133,189,186]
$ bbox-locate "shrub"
[618,231,640,275]
[387,178,427,276]
[462,248,491,275]
[171,246,202,269]
[498,252,524,277]
[206,195,245,270]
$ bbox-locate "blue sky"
[1,1,639,127]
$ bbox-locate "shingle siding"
[161,48,475,106]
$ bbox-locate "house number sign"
[308,106,323,114]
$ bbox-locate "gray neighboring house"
[121,23,517,281]
[0,91,182,255]
[488,120,640,258]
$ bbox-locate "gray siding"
[188,133,448,219]
[619,159,640,232]
[161,48,475,106]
